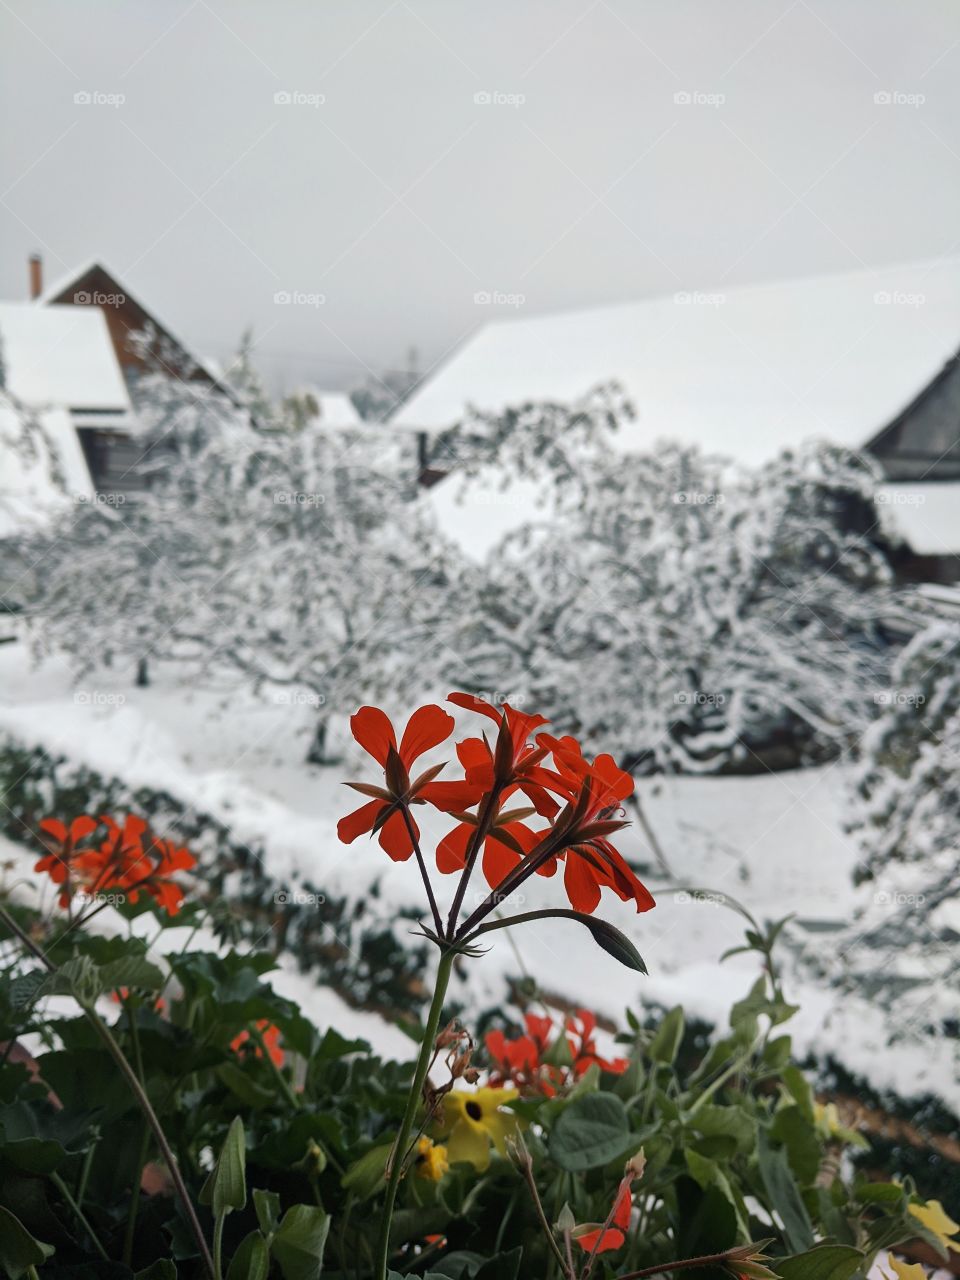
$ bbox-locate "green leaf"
[549,1092,634,1171]
[0,1206,55,1279]
[757,1129,814,1253]
[474,1248,523,1280]
[135,1262,178,1280]
[690,1104,755,1154]
[253,1188,281,1236]
[200,1116,246,1216]
[342,1143,392,1200]
[271,1204,330,1280]
[776,1244,866,1280]
[770,1106,821,1185]
[217,1062,276,1110]
[470,909,647,972]
[9,970,47,1011]
[226,1231,270,1280]
[649,1006,685,1064]
[780,1065,815,1120]
[99,956,164,992]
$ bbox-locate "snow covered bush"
[451,416,905,773]
[839,622,960,1029]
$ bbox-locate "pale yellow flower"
[441,1086,518,1171]
[883,1254,928,1280]
[414,1136,449,1182]
[908,1199,960,1256]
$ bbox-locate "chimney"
[28,253,43,300]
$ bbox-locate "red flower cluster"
[35,815,195,916]
[486,1008,627,1096]
[231,1020,284,1068]
[337,694,655,928]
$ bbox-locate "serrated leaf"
[549,1092,635,1171]
[100,956,164,992]
[9,970,48,1011]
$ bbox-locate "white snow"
[294,386,362,428]
[0,400,93,537]
[0,642,955,1106]
[395,257,960,468]
[0,302,133,415]
[878,483,960,556]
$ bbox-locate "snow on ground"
[0,642,955,1107]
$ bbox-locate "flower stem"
[51,1170,110,1261]
[374,947,454,1280]
[616,1250,743,1280]
[446,785,503,935]
[399,804,444,937]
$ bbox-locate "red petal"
[419,779,485,812]
[448,692,501,724]
[399,705,454,766]
[576,1226,624,1254]
[70,816,98,841]
[337,799,384,844]
[39,818,67,842]
[482,835,520,889]
[612,1178,633,1229]
[378,808,415,861]
[437,822,471,874]
[564,853,601,914]
[350,707,397,766]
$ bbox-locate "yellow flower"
[414,1136,449,1182]
[813,1101,840,1137]
[908,1200,960,1256]
[441,1086,519,1171]
[883,1255,928,1280]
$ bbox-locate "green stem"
[51,1170,110,1261]
[250,1022,301,1111]
[122,1120,151,1266]
[213,1211,225,1280]
[374,948,454,1280]
[617,1249,743,1280]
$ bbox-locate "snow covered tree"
[447,412,907,773]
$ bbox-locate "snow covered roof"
[294,387,362,428]
[395,257,960,468]
[0,302,133,420]
[877,483,960,557]
[0,399,92,539]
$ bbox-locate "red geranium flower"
[447,693,564,817]
[486,1011,561,1094]
[575,1176,633,1254]
[566,1009,629,1076]
[538,735,655,916]
[35,816,98,906]
[436,797,553,891]
[231,1020,284,1068]
[338,705,483,861]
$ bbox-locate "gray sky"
[2,0,959,393]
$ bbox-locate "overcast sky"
[2,0,959,393]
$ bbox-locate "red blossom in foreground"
[337,693,656,933]
[231,1020,285,1068]
[575,1176,633,1254]
[34,814,196,916]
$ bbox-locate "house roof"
[0,398,93,539]
[36,260,242,404]
[0,302,134,419]
[395,257,960,469]
[294,387,362,428]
